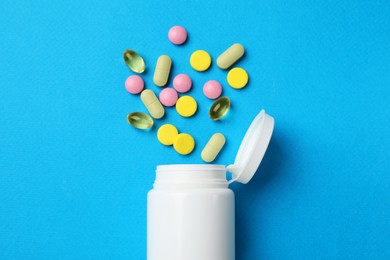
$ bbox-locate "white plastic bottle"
[147,110,274,260]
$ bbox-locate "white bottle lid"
[227,110,274,184]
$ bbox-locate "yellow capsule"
[123,50,145,73]
[217,43,245,70]
[127,112,153,129]
[209,96,231,120]
[140,90,165,119]
[153,55,172,87]
[201,133,226,163]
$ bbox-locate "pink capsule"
[203,80,222,99]
[159,88,179,107]
[168,26,187,45]
[173,74,192,93]
[125,75,144,94]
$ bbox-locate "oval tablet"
[201,133,226,163]
[140,89,165,119]
[153,55,172,87]
[217,43,245,70]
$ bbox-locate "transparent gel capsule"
[123,50,145,73]
[209,96,231,120]
[127,112,154,129]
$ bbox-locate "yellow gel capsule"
[123,50,145,73]
[190,50,211,72]
[227,67,249,89]
[201,133,226,163]
[176,96,197,117]
[126,112,154,129]
[153,55,172,87]
[174,133,195,155]
[217,43,245,70]
[209,96,231,120]
[140,89,165,119]
[157,124,179,146]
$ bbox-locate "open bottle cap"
[227,110,274,184]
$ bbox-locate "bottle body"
[147,165,235,260]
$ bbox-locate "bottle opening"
[155,164,228,189]
[153,110,274,187]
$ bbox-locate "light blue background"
[1,0,389,259]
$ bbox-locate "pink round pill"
[125,75,144,94]
[173,74,192,93]
[159,88,178,107]
[203,80,222,99]
[168,26,187,45]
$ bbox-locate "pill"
[176,96,197,117]
[157,124,179,145]
[125,75,144,94]
[127,112,154,129]
[140,89,165,119]
[217,43,245,70]
[153,55,172,87]
[173,133,195,155]
[173,74,192,93]
[201,133,226,162]
[203,80,222,99]
[159,88,178,107]
[190,50,211,72]
[168,25,187,45]
[227,67,248,89]
[123,50,145,73]
[209,96,230,120]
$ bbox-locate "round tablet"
[125,75,144,94]
[157,124,179,146]
[176,96,197,117]
[227,67,249,89]
[168,26,187,45]
[173,74,192,93]
[159,88,178,107]
[190,50,211,72]
[173,133,195,155]
[203,80,222,99]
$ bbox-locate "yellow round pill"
[157,124,179,146]
[173,133,195,155]
[190,50,211,71]
[227,67,249,89]
[176,96,197,117]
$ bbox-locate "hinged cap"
[227,110,274,184]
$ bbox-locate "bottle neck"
[154,164,228,189]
